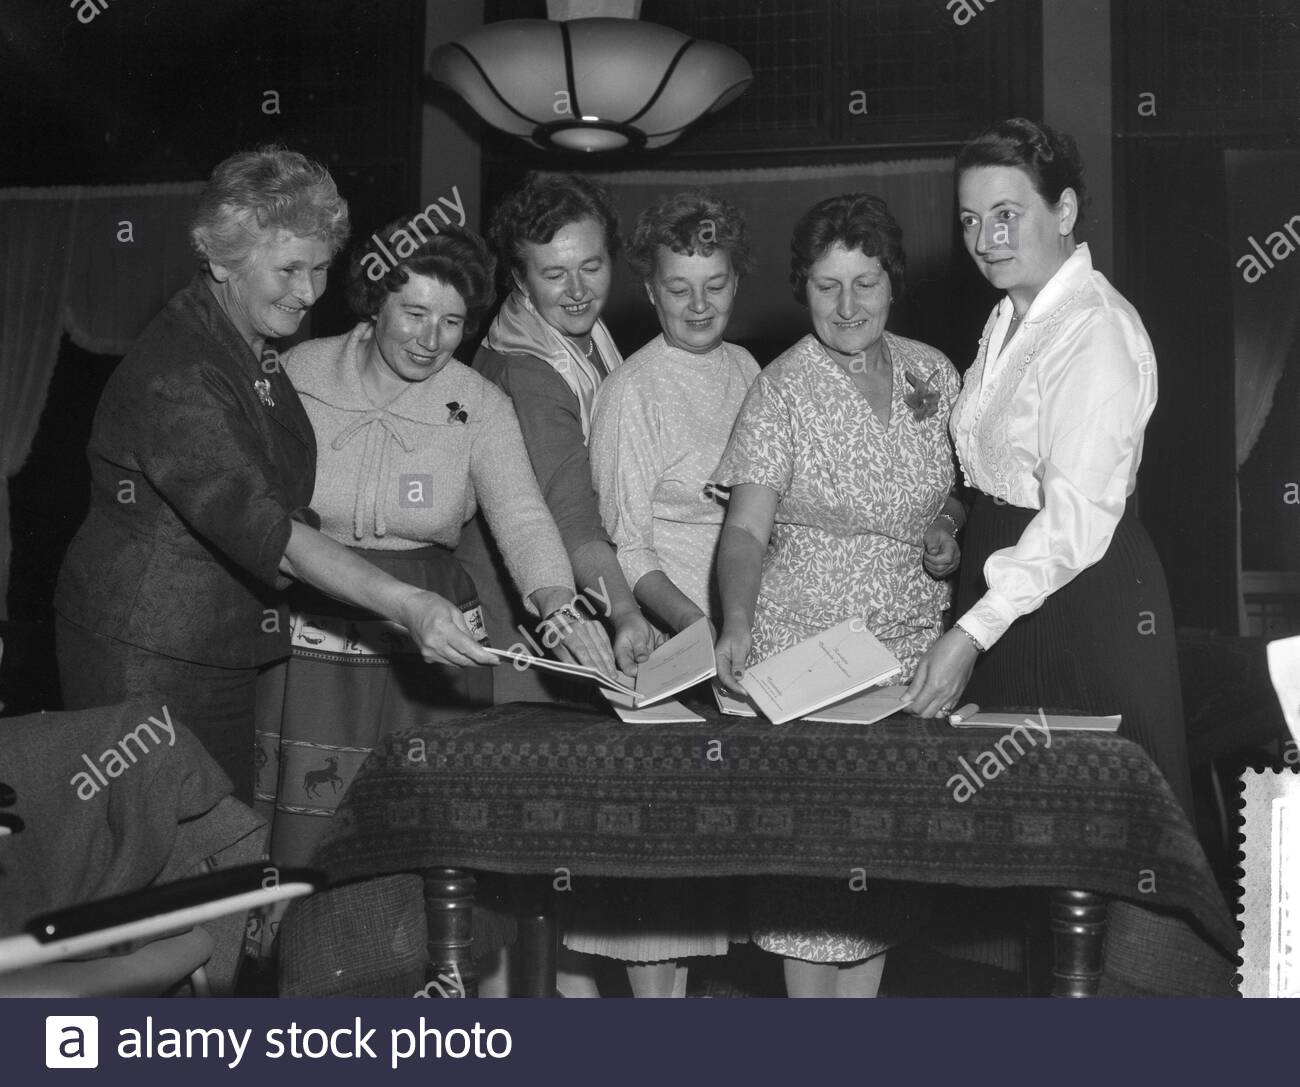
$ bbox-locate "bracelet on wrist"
[540,602,583,632]
[933,512,960,536]
[954,625,985,653]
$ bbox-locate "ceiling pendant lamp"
[428,0,753,153]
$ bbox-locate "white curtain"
[0,182,203,617]
[1226,150,1300,633]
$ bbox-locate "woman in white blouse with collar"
[905,118,1193,815]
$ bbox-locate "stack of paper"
[947,711,1120,732]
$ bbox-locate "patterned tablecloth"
[317,702,1237,962]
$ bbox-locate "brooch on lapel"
[254,378,276,409]
[903,370,940,422]
[446,401,468,424]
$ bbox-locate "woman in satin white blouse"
[905,118,1193,815]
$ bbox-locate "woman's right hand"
[399,589,498,668]
[553,613,620,677]
[610,607,663,676]
[714,623,752,696]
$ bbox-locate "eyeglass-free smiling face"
[646,247,738,355]
[210,231,332,350]
[364,273,467,399]
[957,165,1077,313]
[806,244,892,359]
[516,217,612,339]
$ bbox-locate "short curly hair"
[955,117,1088,228]
[625,190,753,281]
[189,146,350,272]
[789,192,905,305]
[345,221,496,334]
[489,171,621,284]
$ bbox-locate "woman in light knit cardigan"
[254,223,612,897]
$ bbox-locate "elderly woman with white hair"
[55,146,497,802]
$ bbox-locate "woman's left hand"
[922,521,961,579]
[904,629,980,717]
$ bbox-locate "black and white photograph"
[1,0,1299,1079]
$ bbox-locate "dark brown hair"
[954,117,1087,227]
[789,192,905,304]
[346,221,496,334]
[488,171,621,284]
[626,190,753,280]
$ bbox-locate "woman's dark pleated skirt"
[957,491,1194,817]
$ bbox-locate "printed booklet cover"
[738,618,902,725]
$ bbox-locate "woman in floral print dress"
[713,192,964,997]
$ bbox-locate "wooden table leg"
[512,878,558,997]
[421,867,477,998]
[1049,888,1108,997]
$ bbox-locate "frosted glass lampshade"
[429,17,753,152]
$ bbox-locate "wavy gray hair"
[189,146,350,272]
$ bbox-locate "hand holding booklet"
[738,618,903,725]
[483,617,717,709]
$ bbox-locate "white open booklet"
[738,618,903,725]
[484,617,717,710]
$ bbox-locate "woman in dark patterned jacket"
[55,147,495,802]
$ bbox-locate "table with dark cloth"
[302,702,1238,997]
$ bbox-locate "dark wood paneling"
[1114,0,1300,146]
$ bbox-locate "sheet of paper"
[802,685,912,724]
[1239,770,1300,996]
[629,617,717,707]
[481,645,635,697]
[713,680,758,717]
[1266,635,1300,747]
[601,694,706,724]
[739,618,902,725]
[947,711,1121,732]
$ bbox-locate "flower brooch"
[253,378,275,409]
[446,401,468,425]
[903,370,940,422]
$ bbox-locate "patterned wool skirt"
[956,491,1194,816]
[252,544,506,954]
